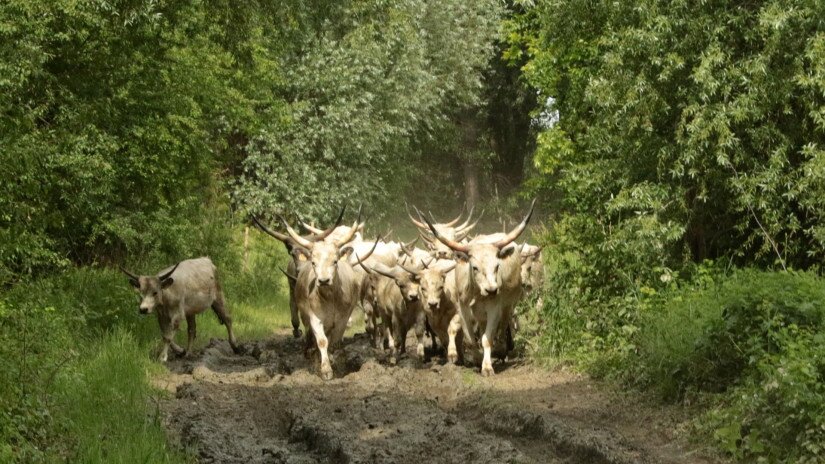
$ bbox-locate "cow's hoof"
[320,370,334,381]
[231,344,244,355]
[292,328,302,339]
[481,365,495,377]
[389,356,397,366]
[175,350,188,359]
[447,352,458,364]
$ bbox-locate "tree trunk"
[463,160,479,210]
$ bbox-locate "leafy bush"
[634,269,825,462]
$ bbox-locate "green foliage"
[0,228,290,462]
[235,0,504,220]
[632,270,825,463]
[0,266,162,461]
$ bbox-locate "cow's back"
[160,257,218,313]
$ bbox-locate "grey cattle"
[121,257,240,362]
[413,260,463,364]
[252,208,346,338]
[360,261,427,364]
[425,199,536,376]
[282,217,378,380]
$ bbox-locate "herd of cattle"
[120,201,544,379]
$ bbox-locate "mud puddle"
[153,331,721,464]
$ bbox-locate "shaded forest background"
[4,1,825,463]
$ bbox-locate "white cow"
[425,199,536,376]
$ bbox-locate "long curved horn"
[493,198,537,249]
[440,262,457,274]
[456,217,483,241]
[279,266,298,282]
[401,236,419,252]
[301,222,324,234]
[158,262,180,281]
[119,265,140,285]
[406,202,427,229]
[442,204,465,227]
[454,205,476,230]
[399,261,422,276]
[419,231,434,243]
[424,216,470,253]
[456,207,482,233]
[370,262,398,280]
[279,216,315,248]
[354,253,372,274]
[252,216,294,243]
[334,222,358,246]
[313,205,346,241]
[357,236,381,262]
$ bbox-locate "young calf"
[121,257,240,361]
[415,260,463,364]
[363,262,428,364]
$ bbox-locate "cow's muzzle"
[428,301,439,309]
[139,307,150,315]
[317,277,332,286]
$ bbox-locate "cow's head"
[410,205,480,260]
[417,260,457,310]
[369,262,424,303]
[520,245,543,290]
[120,263,180,314]
[283,219,360,288]
[426,199,536,297]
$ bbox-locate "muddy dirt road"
[154,331,720,464]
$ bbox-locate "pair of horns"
[120,262,179,285]
[425,199,537,253]
[253,205,353,247]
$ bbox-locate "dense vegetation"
[4,0,825,462]
[0,0,512,461]
[509,1,825,462]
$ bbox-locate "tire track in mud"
[153,331,719,464]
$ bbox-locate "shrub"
[635,269,825,462]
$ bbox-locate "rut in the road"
[153,331,718,464]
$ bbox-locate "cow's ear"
[291,247,310,262]
[454,251,469,262]
[161,277,174,289]
[498,245,516,259]
[127,277,139,288]
[338,246,354,258]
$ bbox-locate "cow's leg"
[212,296,241,354]
[211,293,240,354]
[425,319,439,351]
[184,314,196,357]
[160,314,185,359]
[414,311,426,360]
[481,309,502,376]
[512,307,520,332]
[308,314,333,380]
[304,328,316,358]
[363,302,375,344]
[289,283,301,338]
[385,318,397,365]
[447,313,462,364]
[394,314,407,356]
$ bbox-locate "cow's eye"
[153,291,158,296]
